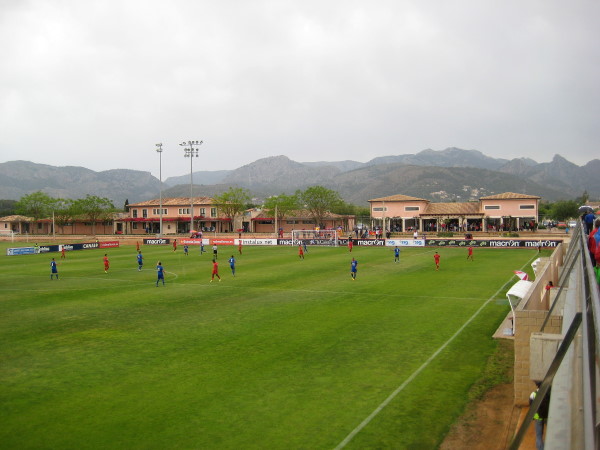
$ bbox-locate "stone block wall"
[513,310,563,405]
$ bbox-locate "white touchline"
[334,256,537,449]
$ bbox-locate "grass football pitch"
[0,242,544,449]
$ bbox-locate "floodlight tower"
[155,143,164,237]
[180,140,203,233]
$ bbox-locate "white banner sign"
[385,239,426,247]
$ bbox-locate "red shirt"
[212,261,219,274]
[589,227,598,255]
[434,254,440,263]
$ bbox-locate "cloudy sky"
[0,0,597,179]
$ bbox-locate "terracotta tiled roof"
[369,194,428,202]
[0,215,32,222]
[129,197,215,207]
[479,192,540,200]
[422,202,482,216]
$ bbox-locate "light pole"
[180,140,203,233]
[156,143,163,237]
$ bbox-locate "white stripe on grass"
[334,256,536,449]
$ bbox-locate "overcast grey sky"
[0,0,597,179]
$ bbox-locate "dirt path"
[439,382,531,450]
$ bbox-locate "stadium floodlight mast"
[155,143,164,238]
[180,140,203,233]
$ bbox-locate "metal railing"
[510,222,600,449]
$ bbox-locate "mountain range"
[0,148,597,207]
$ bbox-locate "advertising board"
[424,239,562,248]
[6,247,35,256]
[385,239,426,247]
[143,238,170,245]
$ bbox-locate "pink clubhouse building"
[369,192,540,232]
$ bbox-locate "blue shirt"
[157,265,164,277]
[351,260,358,272]
[137,254,143,264]
[50,261,57,273]
[229,257,235,267]
[395,248,400,256]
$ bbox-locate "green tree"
[551,200,579,222]
[538,201,553,221]
[53,198,77,234]
[213,187,251,232]
[72,195,115,235]
[15,191,57,234]
[263,193,300,223]
[330,201,369,217]
[0,199,17,216]
[297,186,343,228]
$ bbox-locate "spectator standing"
[585,212,595,234]
[529,383,551,450]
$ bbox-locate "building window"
[484,205,500,210]
[132,209,138,218]
[133,223,138,229]
[179,208,190,215]
[373,207,386,212]
[405,206,420,211]
[519,205,535,210]
[302,220,314,224]
[211,208,217,218]
[153,208,167,215]
[286,220,296,224]
[200,208,206,215]
[142,209,148,218]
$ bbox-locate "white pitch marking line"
[334,256,536,449]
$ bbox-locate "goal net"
[291,229,339,247]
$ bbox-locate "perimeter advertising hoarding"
[424,239,563,248]
[211,238,235,245]
[6,241,117,255]
[385,239,426,247]
[277,239,387,246]
[99,241,120,249]
[38,245,61,253]
[236,239,277,246]
[180,239,208,245]
[6,247,35,256]
[143,238,170,245]
[353,239,386,246]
